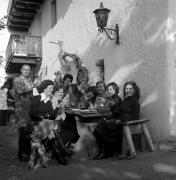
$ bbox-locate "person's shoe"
[93,152,101,160]
[117,154,127,160]
[58,156,68,165]
[33,160,42,170]
[126,155,136,160]
[18,154,29,162]
[63,148,75,156]
[93,152,108,160]
[54,151,68,165]
[98,152,108,159]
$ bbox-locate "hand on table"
[88,103,96,111]
[104,119,114,123]
[115,119,121,124]
[104,119,121,124]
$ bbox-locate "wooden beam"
[11,57,36,64]
[10,14,33,22]
[13,6,38,15]
[8,25,29,31]
[9,20,31,27]
[15,0,43,5]
[12,12,34,18]
[8,23,30,28]
[16,1,41,9]
[122,119,149,125]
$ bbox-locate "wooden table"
[67,110,155,157]
[67,110,111,158]
[73,111,112,121]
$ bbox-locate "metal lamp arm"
[98,24,120,45]
[103,28,116,40]
[104,27,117,31]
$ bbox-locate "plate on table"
[70,108,82,112]
[80,109,97,114]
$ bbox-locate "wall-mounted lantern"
[93,2,119,45]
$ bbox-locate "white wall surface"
[0,0,10,85]
[30,0,176,141]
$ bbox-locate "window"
[51,0,57,28]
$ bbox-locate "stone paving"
[1,126,176,180]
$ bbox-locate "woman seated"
[94,80,107,105]
[94,81,140,160]
[58,73,91,147]
[87,81,108,111]
[52,84,79,147]
[28,80,71,170]
[93,82,122,159]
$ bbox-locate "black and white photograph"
[0,0,176,179]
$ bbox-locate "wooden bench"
[122,118,155,156]
[72,110,155,158]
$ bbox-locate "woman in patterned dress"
[28,80,70,170]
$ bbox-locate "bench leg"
[142,123,155,152]
[123,126,136,156]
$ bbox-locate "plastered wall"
[29,0,176,141]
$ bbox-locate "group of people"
[10,63,140,170]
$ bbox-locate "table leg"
[75,117,99,158]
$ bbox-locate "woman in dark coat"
[94,81,140,159]
[94,82,122,159]
[28,80,70,170]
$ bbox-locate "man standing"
[13,64,34,161]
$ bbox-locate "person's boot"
[18,153,29,162]
[50,139,68,165]
[63,148,75,156]
[126,149,136,160]
[96,151,108,159]
[53,150,68,165]
[93,145,108,160]
[54,131,75,156]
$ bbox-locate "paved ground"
[0,126,176,180]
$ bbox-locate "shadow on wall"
[81,0,170,140]
[57,0,73,19]
[42,0,73,36]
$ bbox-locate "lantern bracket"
[98,24,119,45]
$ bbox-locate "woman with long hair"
[94,81,140,160]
